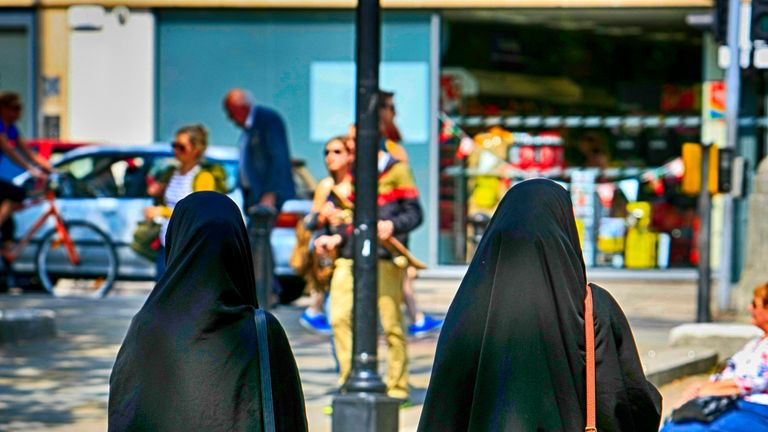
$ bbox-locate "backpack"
[199,162,229,194]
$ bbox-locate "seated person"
[662,282,768,431]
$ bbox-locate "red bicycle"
[2,180,118,297]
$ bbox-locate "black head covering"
[418,179,661,431]
[109,192,307,431]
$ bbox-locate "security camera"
[113,6,130,25]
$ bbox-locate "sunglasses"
[171,142,190,152]
[324,148,346,156]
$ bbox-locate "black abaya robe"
[108,192,307,431]
[418,179,661,432]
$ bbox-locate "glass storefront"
[437,9,706,269]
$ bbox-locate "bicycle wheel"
[36,221,119,298]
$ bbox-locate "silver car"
[9,144,314,303]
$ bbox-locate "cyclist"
[0,92,51,232]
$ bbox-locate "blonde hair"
[176,124,208,157]
[325,135,352,154]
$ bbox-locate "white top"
[713,336,768,405]
[160,165,201,247]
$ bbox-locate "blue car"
[9,144,315,303]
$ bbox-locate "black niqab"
[109,192,307,431]
[418,179,661,431]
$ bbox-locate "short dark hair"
[0,91,21,109]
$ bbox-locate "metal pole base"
[247,205,276,310]
[332,393,400,432]
[345,361,387,394]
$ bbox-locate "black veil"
[109,192,307,431]
[418,179,661,431]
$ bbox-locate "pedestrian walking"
[142,124,226,280]
[345,91,443,338]
[315,144,423,401]
[661,282,768,431]
[377,89,443,337]
[109,192,307,432]
[298,135,354,334]
[418,179,661,431]
[224,88,295,304]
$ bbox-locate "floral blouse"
[713,336,768,405]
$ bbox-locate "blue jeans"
[661,400,768,431]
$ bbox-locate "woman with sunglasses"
[296,135,354,334]
[143,124,227,279]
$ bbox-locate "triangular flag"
[618,179,640,202]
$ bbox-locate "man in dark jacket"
[223,88,296,211]
[224,89,296,304]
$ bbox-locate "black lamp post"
[331,0,400,429]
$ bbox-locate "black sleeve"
[391,196,423,235]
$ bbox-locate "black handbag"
[671,395,738,423]
[254,308,276,432]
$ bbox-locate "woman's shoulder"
[314,177,335,195]
[318,177,335,188]
[589,282,616,303]
[589,283,627,320]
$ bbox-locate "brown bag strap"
[585,283,597,432]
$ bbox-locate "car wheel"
[277,275,306,305]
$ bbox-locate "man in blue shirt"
[0,92,50,230]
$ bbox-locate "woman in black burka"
[108,192,307,431]
[418,179,661,431]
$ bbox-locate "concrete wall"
[40,8,69,139]
[68,6,154,143]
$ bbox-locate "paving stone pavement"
[0,277,715,431]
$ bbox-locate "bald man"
[224,89,295,211]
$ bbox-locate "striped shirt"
[160,165,201,247]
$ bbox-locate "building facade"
[8,0,755,282]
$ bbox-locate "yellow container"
[598,237,625,254]
[624,228,658,269]
[627,202,652,228]
[471,176,502,210]
[597,217,626,254]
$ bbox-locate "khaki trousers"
[328,258,409,399]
